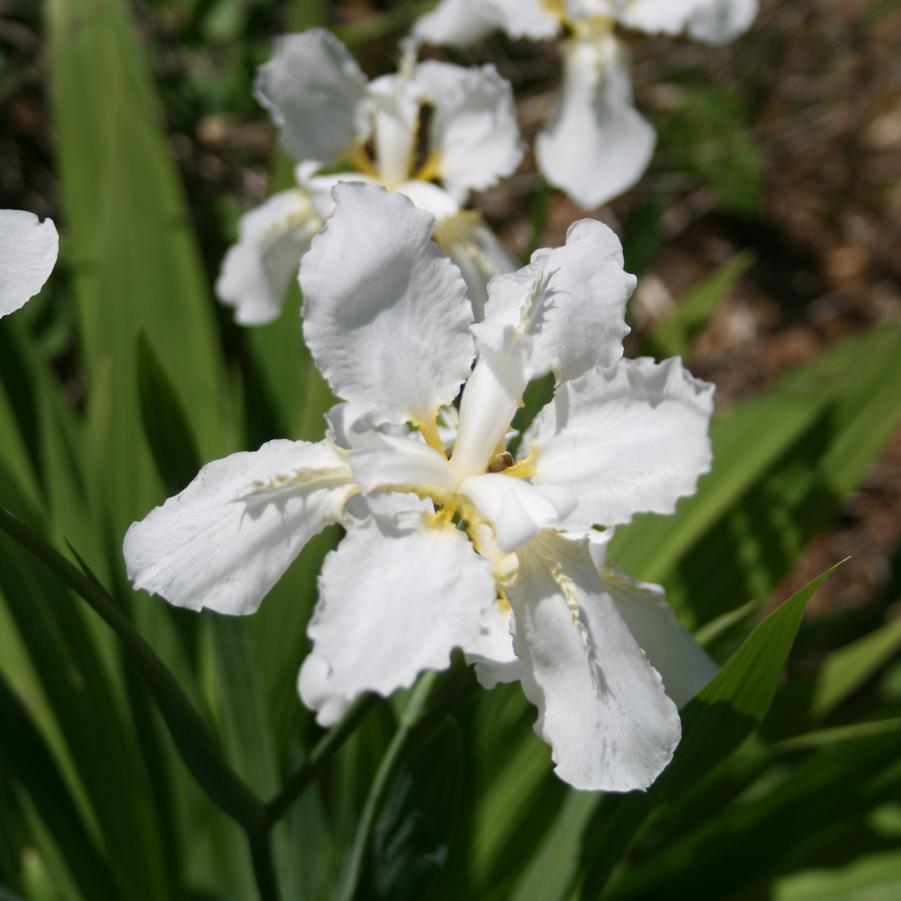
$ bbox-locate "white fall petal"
[528,356,715,530]
[508,532,681,791]
[535,34,656,209]
[299,507,497,726]
[299,184,475,427]
[601,566,718,708]
[216,189,320,325]
[124,439,355,615]
[0,209,59,318]
[255,29,369,165]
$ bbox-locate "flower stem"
[247,829,282,901]
[265,694,380,825]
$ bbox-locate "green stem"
[266,694,380,825]
[338,673,438,901]
[247,829,282,901]
[337,661,477,901]
[0,505,266,830]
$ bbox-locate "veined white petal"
[368,73,421,187]
[0,210,58,317]
[687,0,758,45]
[451,343,529,480]
[528,357,715,530]
[601,566,717,707]
[216,189,320,325]
[536,34,656,209]
[412,0,497,47]
[124,440,355,615]
[435,212,517,322]
[298,515,496,725]
[508,532,680,791]
[299,183,476,427]
[350,432,456,495]
[414,61,523,197]
[475,218,633,380]
[462,472,573,553]
[255,30,368,164]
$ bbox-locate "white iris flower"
[126,182,717,792]
[0,209,58,318]
[413,0,758,208]
[218,29,524,325]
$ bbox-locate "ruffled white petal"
[528,357,715,530]
[601,566,717,708]
[0,210,58,317]
[576,0,756,41]
[124,440,355,615]
[350,432,456,495]
[475,218,633,381]
[415,61,523,198]
[255,30,368,164]
[299,183,475,427]
[298,514,497,725]
[412,0,498,48]
[536,34,656,209]
[462,472,572,553]
[216,189,320,325]
[507,532,680,791]
[434,212,517,322]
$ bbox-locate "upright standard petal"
[507,532,680,791]
[255,30,368,164]
[601,566,717,708]
[528,357,715,530]
[535,34,656,209]
[412,0,498,48]
[299,514,497,726]
[124,440,355,615]
[415,61,524,198]
[299,183,475,427]
[474,218,634,380]
[368,74,421,187]
[216,189,320,325]
[0,210,58,317]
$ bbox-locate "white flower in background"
[0,209,58,318]
[217,28,523,325]
[413,0,758,209]
[126,183,716,791]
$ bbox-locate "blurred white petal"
[0,209,58,318]
[536,34,655,209]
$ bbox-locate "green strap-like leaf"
[574,562,841,898]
